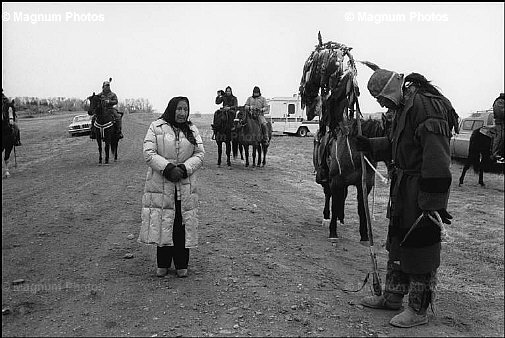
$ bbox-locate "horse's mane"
[345,118,385,138]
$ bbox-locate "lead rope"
[363,155,389,221]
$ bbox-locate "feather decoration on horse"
[299,33,358,131]
[301,32,384,297]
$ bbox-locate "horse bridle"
[234,109,247,128]
[88,94,114,139]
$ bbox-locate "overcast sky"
[2,2,504,117]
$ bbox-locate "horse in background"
[212,107,236,167]
[2,99,16,178]
[233,106,272,167]
[87,92,119,164]
[314,114,391,242]
[458,127,495,186]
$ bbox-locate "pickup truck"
[450,109,495,159]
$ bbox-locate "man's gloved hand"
[423,209,453,225]
[355,135,372,153]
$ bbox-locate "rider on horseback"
[2,89,21,146]
[90,80,123,139]
[244,86,269,146]
[215,86,238,112]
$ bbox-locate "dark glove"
[162,163,176,181]
[169,167,184,182]
[355,135,372,153]
[177,164,188,179]
[423,209,452,225]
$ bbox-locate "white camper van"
[265,95,319,137]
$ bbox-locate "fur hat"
[367,69,404,106]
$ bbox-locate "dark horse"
[314,115,390,242]
[233,106,272,167]
[87,92,119,164]
[458,127,494,186]
[212,107,238,167]
[2,99,16,178]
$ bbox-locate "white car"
[450,109,494,159]
[68,114,92,136]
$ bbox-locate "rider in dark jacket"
[90,80,123,139]
[215,86,238,111]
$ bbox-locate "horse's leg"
[356,184,371,242]
[97,137,102,164]
[252,145,257,167]
[329,182,347,240]
[479,164,485,186]
[217,141,222,166]
[225,140,231,167]
[113,138,118,162]
[262,144,268,167]
[244,145,249,167]
[104,141,110,164]
[239,143,244,160]
[2,147,11,178]
[322,182,331,227]
[232,140,237,159]
[459,161,470,186]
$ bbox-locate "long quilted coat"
[138,119,205,248]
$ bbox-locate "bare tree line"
[12,96,154,115]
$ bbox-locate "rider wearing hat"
[90,80,123,139]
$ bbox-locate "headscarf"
[252,86,261,98]
[367,69,404,106]
[161,96,197,145]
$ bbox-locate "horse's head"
[306,95,322,121]
[212,108,233,133]
[87,92,103,116]
[358,118,385,138]
[233,107,247,131]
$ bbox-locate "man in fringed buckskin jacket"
[355,69,459,328]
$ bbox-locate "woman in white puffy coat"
[138,96,205,278]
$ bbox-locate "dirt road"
[2,112,504,337]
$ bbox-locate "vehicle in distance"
[68,114,92,136]
[450,109,494,159]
